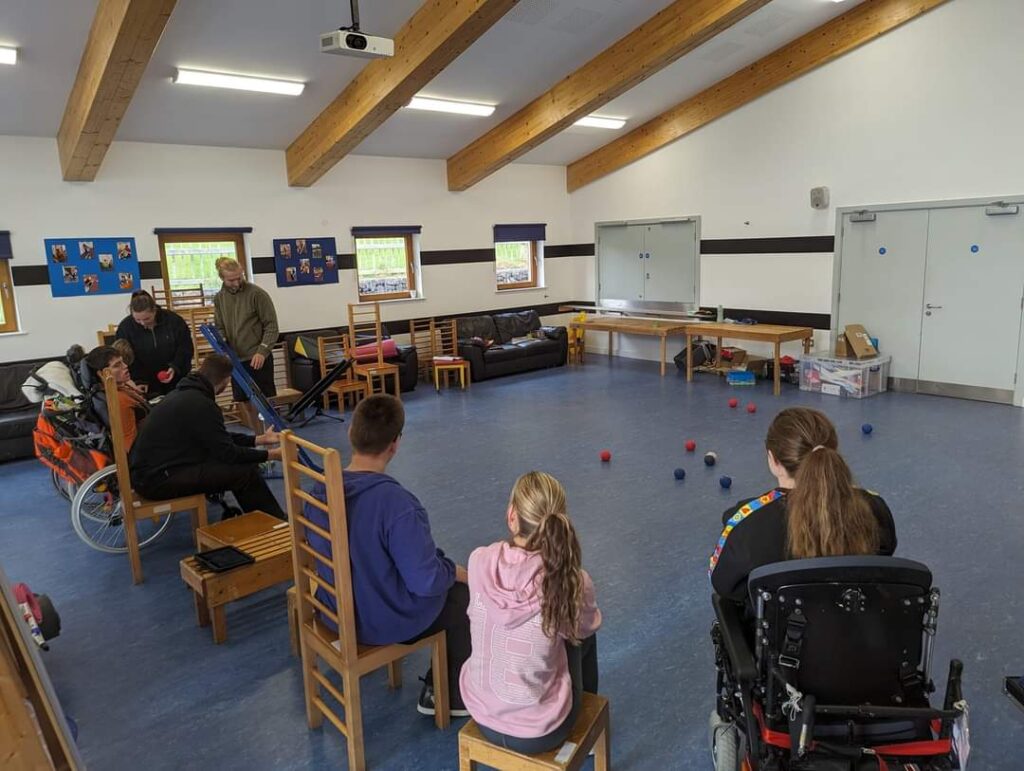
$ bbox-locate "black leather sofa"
[456,310,567,382]
[283,327,418,394]
[0,359,48,462]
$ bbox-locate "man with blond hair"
[213,257,279,429]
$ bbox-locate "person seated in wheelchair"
[708,408,967,771]
[83,345,149,452]
[708,407,896,608]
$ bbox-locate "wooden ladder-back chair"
[180,307,239,424]
[409,317,436,382]
[432,319,470,391]
[281,431,450,770]
[316,334,368,413]
[347,302,401,399]
[151,284,208,310]
[268,341,302,411]
[101,373,208,584]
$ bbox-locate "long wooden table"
[570,316,691,376]
[684,322,813,395]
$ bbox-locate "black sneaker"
[416,677,469,718]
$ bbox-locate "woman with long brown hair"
[709,407,896,603]
[114,290,193,395]
[460,471,602,753]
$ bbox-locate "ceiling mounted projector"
[321,0,394,59]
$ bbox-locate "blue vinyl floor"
[1,354,1022,770]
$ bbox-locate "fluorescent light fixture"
[173,67,304,96]
[406,96,495,117]
[0,46,17,65]
[574,115,627,130]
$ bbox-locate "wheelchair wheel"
[709,709,744,771]
[51,468,77,501]
[70,466,172,554]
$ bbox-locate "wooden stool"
[180,511,293,644]
[434,359,470,391]
[459,693,611,771]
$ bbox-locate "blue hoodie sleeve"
[385,503,455,599]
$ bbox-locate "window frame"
[0,259,19,333]
[354,232,417,302]
[156,231,248,301]
[495,239,539,291]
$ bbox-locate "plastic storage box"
[799,354,891,399]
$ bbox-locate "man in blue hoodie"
[304,395,470,716]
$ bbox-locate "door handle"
[925,303,943,309]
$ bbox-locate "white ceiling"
[0,0,855,166]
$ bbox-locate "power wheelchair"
[711,556,967,771]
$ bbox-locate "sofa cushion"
[0,361,42,414]
[493,311,541,344]
[457,315,498,342]
[513,338,562,357]
[0,410,37,441]
[483,344,527,364]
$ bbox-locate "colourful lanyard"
[708,489,784,577]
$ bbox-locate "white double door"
[838,202,1024,400]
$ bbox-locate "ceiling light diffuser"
[406,96,496,117]
[0,46,17,65]
[574,115,627,130]
[173,68,304,96]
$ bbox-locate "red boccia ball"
[746,402,757,414]
[685,440,697,452]
[599,449,612,462]
[728,398,739,408]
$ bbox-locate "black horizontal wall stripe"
[11,265,49,285]
[700,236,834,254]
[139,261,163,280]
[421,248,494,266]
[544,243,593,258]
[714,308,830,330]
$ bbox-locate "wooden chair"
[347,302,401,399]
[317,334,369,413]
[409,317,436,381]
[96,323,118,346]
[432,319,470,391]
[268,341,302,411]
[281,431,450,770]
[180,306,240,424]
[101,373,208,585]
[459,693,611,771]
[568,312,586,365]
[151,283,209,309]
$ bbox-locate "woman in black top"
[709,407,896,605]
[114,291,194,395]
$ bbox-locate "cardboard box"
[834,324,878,359]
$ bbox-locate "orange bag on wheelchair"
[33,413,110,486]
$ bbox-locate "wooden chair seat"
[434,359,470,391]
[459,692,611,771]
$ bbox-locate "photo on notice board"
[79,241,95,259]
[99,253,114,271]
[117,241,132,260]
[63,266,79,283]
[296,238,307,255]
[279,242,292,258]
[118,272,134,290]
[285,266,297,283]
[83,275,99,293]
[312,243,322,259]
[51,244,68,263]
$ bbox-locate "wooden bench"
[459,692,611,770]
[180,511,293,644]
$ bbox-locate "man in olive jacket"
[213,258,279,429]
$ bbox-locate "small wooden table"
[683,322,813,396]
[180,511,293,644]
[570,316,690,376]
[433,357,470,391]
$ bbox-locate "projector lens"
[346,34,368,50]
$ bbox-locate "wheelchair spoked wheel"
[70,465,172,553]
[51,468,77,501]
[709,710,746,771]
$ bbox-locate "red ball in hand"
[157,369,172,383]
[685,440,696,452]
[746,402,757,414]
[728,398,739,408]
[599,449,612,462]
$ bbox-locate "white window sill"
[358,295,427,306]
[495,286,547,295]
[0,330,28,338]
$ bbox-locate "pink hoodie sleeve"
[578,569,602,638]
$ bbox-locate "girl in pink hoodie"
[459,471,601,753]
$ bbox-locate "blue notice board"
[44,237,140,298]
[274,237,339,287]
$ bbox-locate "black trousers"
[405,582,471,710]
[478,634,599,754]
[136,462,285,519]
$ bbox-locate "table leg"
[211,605,227,645]
[803,335,812,355]
[194,590,210,628]
[773,342,782,396]
[716,337,723,368]
[608,330,613,356]
[660,334,667,377]
[686,332,693,382]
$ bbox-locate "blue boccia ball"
[704,451,718,467]
[861,423,874,435]
[673,467,686,480]
[719,475,732,489]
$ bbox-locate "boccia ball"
[728,398,739,408]
[720,475,732,489]
[673,467,686,480]
[746,402,757,414]
[599,449,611,462]
[704,451,718,467]
[861,423,873,435]
[685,440,697,452]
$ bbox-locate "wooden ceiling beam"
[566,0,951,192]
[57,0,178,182]
[446,0,770,192]
[286,0,519,188]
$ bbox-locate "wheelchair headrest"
[748,556,932,604]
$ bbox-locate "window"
[352,227,421,301]
[0,259,18,334]
[156,231,248,301]
[494,223,545,290]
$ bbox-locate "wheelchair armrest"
[713,594,757,684]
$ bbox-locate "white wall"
[569,0,1024,361]
[0,137,582,361]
